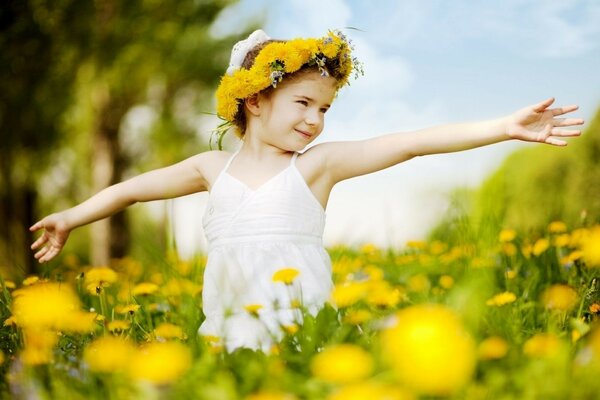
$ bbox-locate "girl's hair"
[232,40,346,138]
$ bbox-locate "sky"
[168,0,600,257]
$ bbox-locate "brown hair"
[231,40,345,138]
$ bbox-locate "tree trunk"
[90,95,130,266]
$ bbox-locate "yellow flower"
[553,234,571,248]
[132,282,159,296]
[12,282,90,332]
[532,238,550,256]
[128,342,192,384]
[405,240,427,251]
[499,229,517,242]
[501,242,517,257]
[154,323,186,340]
[505,270,517,280]
[107,319,131,333]
[590,303,600,314]
[540,284,578,311]
[84,336,135,372]
[246,391,298,400]
[407,274,430,293]
[429,240,447,255]
[85,266,118,287]
[311,344,374,384]
[381,304,476,396]
[20,330,58,365]
[478,336,509,360]
[439,275,454,289]
[3,315,16,327]
[327,381,415,400]
[272,268,300,285]
[3,280,15,289]
[244,304,263,316]
[366,281,404,307]
[342,309,372,325]
[548,221,567,234]
[329,281,368,308]
[523,333,562,358]
[486,291,517,306]
[282,324,299,335]
[115,304,141,315]
[581,226,600,267]
[22,276,40,286]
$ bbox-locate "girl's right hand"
[30,213,71,263]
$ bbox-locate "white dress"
[198,149,334,352]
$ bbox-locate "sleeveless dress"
[198,149,334,353]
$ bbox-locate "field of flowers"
[1,222,600,399]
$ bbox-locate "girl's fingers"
[34,246,49,260]
[553,118,585,127]
[40,248,58,263]
[551,128,581,137]
[550,105,579,116]
[30,221,44,231]
[31,234,47,250]
[533,97,555,112]
[545,137,567,146]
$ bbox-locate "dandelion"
[407,274,430,293]
[115,304,141,315]
[2,280,15,289]
[381,304,476,396]
[501,243,518,257]
[3,316,17,327]
[590,303,600,314]
[247,391,298,400]
[486,291,517,306]
[311,344,374,384]
[282,324,299,335]
[244,304,264,317]
[366,281,404,307]
[329,281,368,308]
[505,270,517,280]
[85,266,118,287]
[532,238,550,256]
[327,381,415,400]
[22,276,40,286]
[342,309,372,325]
[20,330,58,365]
[478,336,509,360]
[154,323,186,340]
[540,284,578,311]
[553,234,571,248]
[83,336,135,373]
[406,240,427,251]
[499,229,517,242]
[439,275,454,289]
[429,240,447,255]
[548,221,567,234]
[132,282,159,296]
[580,226,600,267]
[272,268,300,285]
[107,319,131,333]
[128,342,192,384]
[523,333,562,358]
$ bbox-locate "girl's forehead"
[278,73,338,99]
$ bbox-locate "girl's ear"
[244,94,261,116]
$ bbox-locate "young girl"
[30,29,584,353]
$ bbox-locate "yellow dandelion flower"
[501,242,517,257]
[272,268,300,285]
[365,281,404,307]
[3,316,16,327]
[201,335,221,344]
[499,229,517,242]
[505,270,517,280]
[429,240,447,255]
[342,309,372,325]
[540,284,578,311]
[85,266,118,286]
[581,226,600,267]
[590,303,600,314]
[128,342,192,384]
[521,244,532,259]
[311,344,374,384]
[523,333,562,358]
[478,336,509,360]
[244,304,263,316]
[363,265,384,281]
[20,330,58,366]
[115,304,141,315]
[548,221,567,234]
[553,234,571,248]
[486,291,517,306]
[439,275,454,289]
[22,276,39,286]
[360,242,379,254]
[154,323,186,340]
[12,282,87,331]
[329,281,368,308]
[406,240,427,250]
[381,304,476,396]
[107,319,131,333]
[247,391,298,400]
[282,324,299,335]
[532,238,550,256]
[327,382,415,400]
[84,336,135,372]
[407,274,430,293]
[132,282,159,296]
[3,280,16,289]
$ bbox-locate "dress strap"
[223,148,241,173]
[290,151,299,166]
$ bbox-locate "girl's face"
[252,70,338,151]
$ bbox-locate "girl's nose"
[305,108,322,126]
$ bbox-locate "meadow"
[1,221,600,400]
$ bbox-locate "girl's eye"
[296,100,308,106]
[320,108,329,114]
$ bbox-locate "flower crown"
[215,29,363,124]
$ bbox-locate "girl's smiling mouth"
[295,129,313,139]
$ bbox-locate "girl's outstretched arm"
[30,151,219,263]
[317,97,584,183]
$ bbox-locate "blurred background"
[2,0,599,276]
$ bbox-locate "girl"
[30,29,584,353]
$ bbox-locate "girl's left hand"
[506,97,584,146]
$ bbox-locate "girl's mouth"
[295,129,312,139]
